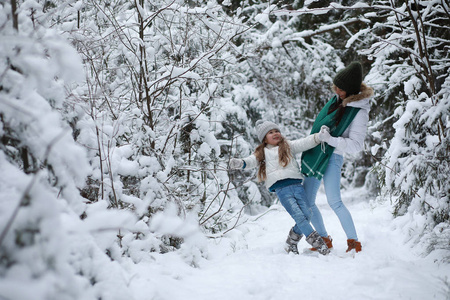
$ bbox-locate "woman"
[300,61,374,253]
[229,120,330,255]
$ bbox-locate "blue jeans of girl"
[275,183,314,237]
[303,153,358,240]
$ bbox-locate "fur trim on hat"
[341,83,374,107]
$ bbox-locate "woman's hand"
[317,126,331,143]
[320,125,330,133]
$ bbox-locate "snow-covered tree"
[0,1,137,299]
[50,0,257,257]
[362,0,450,257]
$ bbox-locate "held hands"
[229,158,244,169]
[317,125,331,143]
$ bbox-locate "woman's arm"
[327,109,369,153]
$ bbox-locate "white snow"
[122,187,450,300]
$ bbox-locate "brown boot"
[346,239,362,253]
[310,236,333,252]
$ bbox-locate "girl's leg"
[323,153,358,240]
[293,184,313,234]
[276,185,314,237]
[303,176,328,237]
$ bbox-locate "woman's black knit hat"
[333,61,362,96]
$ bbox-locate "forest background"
[0,0,449,299]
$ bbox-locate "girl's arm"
[242,154,258,169]
[289,134,320,154]
[229,154,258,170]
[327,109,369,153]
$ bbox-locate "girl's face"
[335,86,347,99]
[264,129,282,146]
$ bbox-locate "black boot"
[285,227,303,255]
[306,231,330,255]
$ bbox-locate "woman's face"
[335,86,347,99]
[265,129,282,146]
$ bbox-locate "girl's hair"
[330,84,347,125]
[254,136,292,182]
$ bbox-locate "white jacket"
[327,83,373,155]
[242,134,318,189]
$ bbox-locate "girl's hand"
[229,158,244,169]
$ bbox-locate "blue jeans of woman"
[275,183,314,237]
[303,153,358,240]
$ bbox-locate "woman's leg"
[323,153,358,240]
[303,176,328,237]
[276,185,314,237]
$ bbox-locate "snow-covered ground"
[125,187,450,300]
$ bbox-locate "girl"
[301,61,374,253]
[229,120,330,255]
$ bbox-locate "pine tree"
[363,0,450,256]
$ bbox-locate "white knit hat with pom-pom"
[256,120,280,142]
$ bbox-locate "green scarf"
[301,95,360,180]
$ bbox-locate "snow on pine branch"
[281,18,365,43]
[272,2,398,17]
